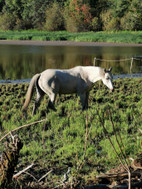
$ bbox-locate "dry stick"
[108,109,131,189]
[38,169,53,182]
[13,163,34,179]
[108,109,130,166]
[98,113,128,172]
[0,118,47,143]
[83,113,93,159]
[108,108,130,170]
[84,113,88,155]
[24,172,38,182]
[114,122,131,166]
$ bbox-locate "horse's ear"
[104,68,106,73]
[109,67,112,72]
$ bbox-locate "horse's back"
[38,68,81,94]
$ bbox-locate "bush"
[101,10,120,31]
[64,15,80,32]
[120,12,136,30]
[90,17,101,31]
[0,13,16,30]
[64,0,92,32]
[120,0,142,31]
[44,3,64,31]
[0,12,24,30]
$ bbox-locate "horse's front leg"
[85,92,89,109]
[79,93,88,110]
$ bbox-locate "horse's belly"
[59,84,77,94]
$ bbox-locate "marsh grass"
[0,78,142,188]
[0,30,142,43]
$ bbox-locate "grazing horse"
[23,66,113,115]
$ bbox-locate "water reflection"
[0,44,141,80]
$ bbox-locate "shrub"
[120,0,142,31]
[90,17,101,31]
[120,12,136,30]
[101,10,120,31]
[64,0,92,32]
[44,3,64,31]
[0,13,16,30]
[0,12,24,30]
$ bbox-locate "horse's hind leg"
[32,86,44,115]
[48,93,57,111]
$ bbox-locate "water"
[0,43,142,83]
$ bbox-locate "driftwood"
[0,134,23,188]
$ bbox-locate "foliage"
[0,0,141,31]
[0,78,142,187]
[120,0,142,30]
[64,0,92,32]
[44,2,64,31]
[101,10,120,31]
[21,0,50,29]
[90,17,101,31]
[0,30,142,44]
[0,12,20,30]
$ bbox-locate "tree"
[44,2,64,31]
[64,0,92,32]
[21,0,50,29]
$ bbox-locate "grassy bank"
[0,78,142,188]
[0,30,142,44]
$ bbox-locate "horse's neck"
[85,67,103,83]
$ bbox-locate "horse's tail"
[22,73,40,111]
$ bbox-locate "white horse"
[23,66,114,115]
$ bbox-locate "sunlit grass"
[0,30,142,43]
[0,78,142,187]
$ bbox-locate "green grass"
[0,78,142,188]
[0,30,142,43]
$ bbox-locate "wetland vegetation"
[0,30,142,44]
[0,77,142,188]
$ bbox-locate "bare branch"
[13,163,34,179]
[38,169,53,182]
[0,118,47,143]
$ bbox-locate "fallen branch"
[96,171,140,179]
[13,163,34,179]
[38,169,53,182]
[0,118,47,143]
[24,172,38,181]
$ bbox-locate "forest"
[0,0,141,32]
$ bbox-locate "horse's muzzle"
[110,88,114,92]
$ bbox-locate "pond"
[0,42,142,82]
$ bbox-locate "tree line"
[0,0,141,32]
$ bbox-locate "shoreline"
[1,73,142,84]
[0,40,142,47]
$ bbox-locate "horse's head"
[102,67,114,92]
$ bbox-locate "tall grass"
[0,30,142,43]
